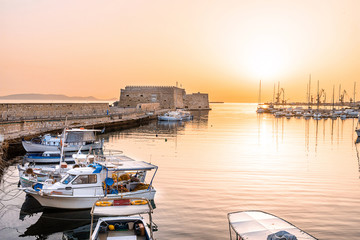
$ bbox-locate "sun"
[243,37,289,80]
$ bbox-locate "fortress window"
[126,95,129,97]
[140,95,143,97]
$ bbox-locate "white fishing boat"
[157,111,182,121]
[228,210,317,240]
[90,197,157,240]
[22,128,103,153]
[24,160,158,209]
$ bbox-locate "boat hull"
[26,189,156,209]
[24,155,75,164]
[22,141,103,153]
[158,116,182,121]
[356,129,360,137]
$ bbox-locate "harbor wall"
[0,103,109,121]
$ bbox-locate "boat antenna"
[60,128,66,163]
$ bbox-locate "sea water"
[1,103,360,239]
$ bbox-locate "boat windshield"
[61,174,77,184]
[65,131,96,143]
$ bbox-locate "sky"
[1,0,360,102]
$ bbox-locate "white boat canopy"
[228,211,317,240]
[99,160,158,171]
[92,203,151,217]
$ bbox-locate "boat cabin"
[39,161,158,198]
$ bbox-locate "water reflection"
[3,104,360,239]
[20,209,91,238]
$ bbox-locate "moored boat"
[158,111,182,121]
[228,210,317,240]
[24,160,158,209]
[22,128,103,153]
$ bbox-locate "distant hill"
[0,93,116,101]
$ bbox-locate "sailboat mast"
[258,80,262,104]
[317,80,319,111]
[332,85,335,110]
[273,83,275,104]
[308,74,311,107]
[354,82,356,107]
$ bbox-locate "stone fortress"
[118,86,210,110]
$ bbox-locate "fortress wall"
[119,86,185,109]
[184,93,210,109]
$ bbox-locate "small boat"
[90,197,157,240]
[256,106,265,113]
[228,210,317,240]
[158,111,182,121]
[339,113,347,120]
[22,128,104,153]
[313,112,321,120]
[274,111,285,117]
[24,159,158,209]
[176,109,193,120]
[285,112,293,118]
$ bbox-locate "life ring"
[95,201,112,207]
[131,200,148,205]
[25,168,34,175]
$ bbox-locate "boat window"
[61,174,77,184]
[72,175,97,184]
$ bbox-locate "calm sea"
[1,103,360,239]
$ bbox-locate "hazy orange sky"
[1,0,360,102]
